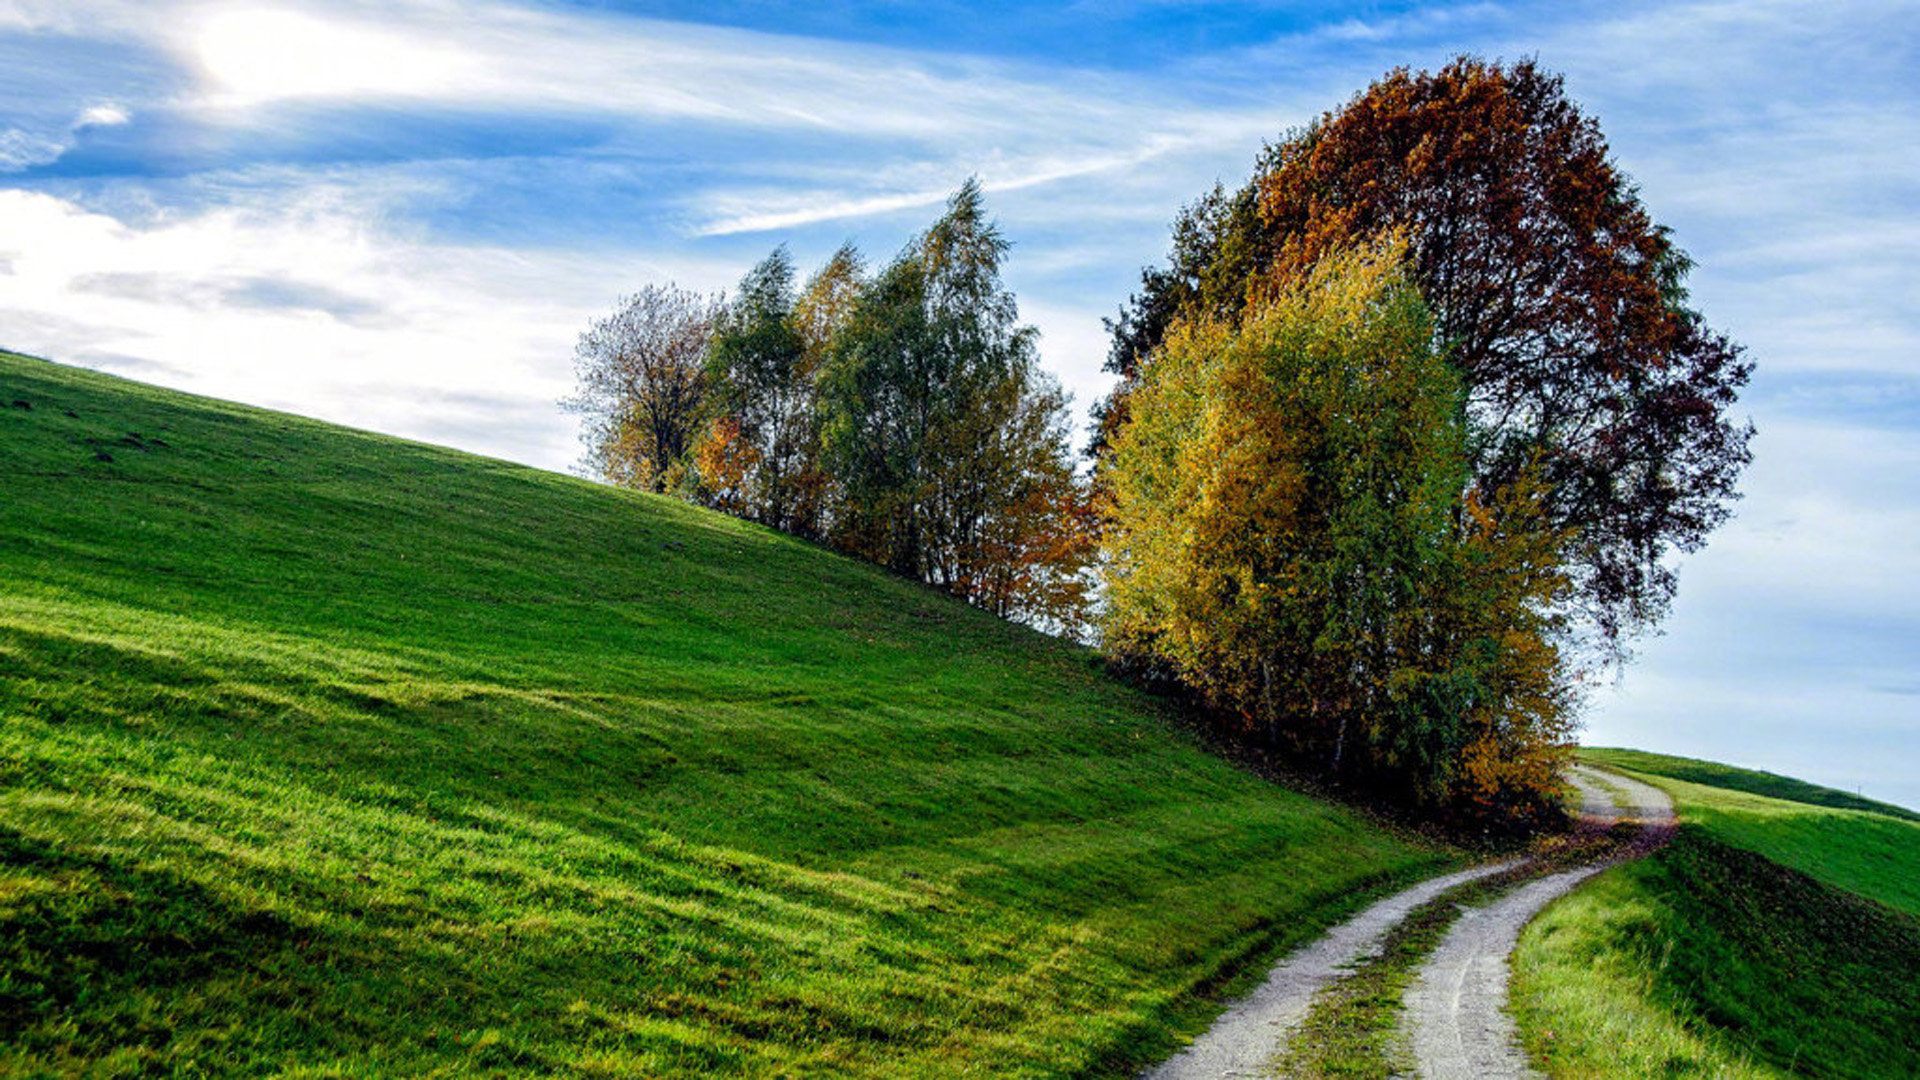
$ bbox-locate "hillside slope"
[1511,750,1920,1079]
[0,351,1449,1077]
[1581,747,1917,822]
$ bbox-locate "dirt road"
[1140,859,1521,1079]
[1401,767,1674,1079]
[1137,766,1673,1079]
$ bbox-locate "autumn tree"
[565,284,723,493]
[1103,238,1574,813]
[820,180,1094,631]
[1100,57,1753,650]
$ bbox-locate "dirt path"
[1402,767,1675,1080]
[1139,859,1522,1080]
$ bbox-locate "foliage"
[0,349,1453,1076]
[564,283,723,492]
[693,248,830,538]
[570,188,1093,633]
[1100,239,1573,813]
[1100,56,1754,650]
[818,180,1095,633]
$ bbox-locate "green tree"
[694,248,829,538]
[1101,57,1752,651]
[820,180,1092,629]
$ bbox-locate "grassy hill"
[1512,750,1920,1079]
[1581,747,1917,822]
[0,350,1452,1077]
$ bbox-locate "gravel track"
[1138,859,1522,1080]
[1136,766,1673,1080]
[1402,767,1675,1080]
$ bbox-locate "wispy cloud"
[0,185,738,468]
[0,99,133,171]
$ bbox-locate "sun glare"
[191,6,475,105]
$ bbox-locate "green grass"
[1511,753,1920,1079]
[0,351,1452,1077]
[1583,751,1920,917]
[1581,747,1917,822]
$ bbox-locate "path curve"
[1403,767,1674,1080]
[1140,858,1522,1079]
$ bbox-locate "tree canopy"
[1102,238,1575,816]
[1100,56,1753,650]
[569,182,1093,634]
[695,247,828,539]
[564,284,722,494]
[819,180,1093,632]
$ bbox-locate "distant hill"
[1583,746,1917,821]
[0,351,1449,1077]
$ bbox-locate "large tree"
[565,284,723,493]
[1103,238,1574,815]
[1100,57,1753,649]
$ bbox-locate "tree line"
[569,58,1752,824]
[566,180,1096,634]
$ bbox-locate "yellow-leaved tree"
[1101,237,1574,820]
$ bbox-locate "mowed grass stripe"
[0,351,1449,1077]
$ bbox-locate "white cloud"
[127,0,1305,238]
[0,187,739,470]
[76,102,131,127]
[189,7,479,106]
[154,0,1100,137]
[0,127,66,170]
[0,101,131,172]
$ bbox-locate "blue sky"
[3,0,1916,807]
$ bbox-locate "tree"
[694,248,831,538]
[565,284,723,493]
[567,184,1092,634]
[820,180,1094,628]
[1100,57,1753,650]
[1102,238,1574,813]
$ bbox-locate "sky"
[2,0,1915,807]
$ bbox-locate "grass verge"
[1512,753,1920,1079]
[1514,828,1920,1079]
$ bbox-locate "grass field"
[1511,750,1920,1079]
[0,351,1454,1077]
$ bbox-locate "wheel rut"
[1139,859,1521,1079]
[1136,765,1673,1080]
[1401,767,1674,1080]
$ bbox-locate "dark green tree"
[695,248,828,538]
[820,180,1093,629]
